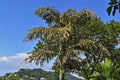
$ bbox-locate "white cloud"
[13,53,28,59]
[0,53,30,63]
[9,53,29,59]
[0,53,54,76]
[0,56,9,62]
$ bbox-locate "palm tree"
[79,58,120,80]
[24,7,110,80]
[91,58,120,80]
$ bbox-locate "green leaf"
[118,2,120,13]
[112,5,118,16]
[107,6,112,15]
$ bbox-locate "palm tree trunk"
[59,66,65,80]
[58,34,65,80]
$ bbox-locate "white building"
[40,77,46,80]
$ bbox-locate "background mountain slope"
[3,68,82,80]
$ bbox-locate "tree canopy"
[24,7,120,80]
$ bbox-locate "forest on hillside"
[0,68,82,80]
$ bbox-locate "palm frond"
[91,58,120,79]
[75,39,110,56]
[25,50,56,66]
[24,27,45,41]
[24,26,71,42]
[35,7,60,24]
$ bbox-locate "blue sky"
[0,0,120,76]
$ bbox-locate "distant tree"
[5,68,81,80]
[24,7,110,80]
[0,76,4,80]
[107,0,120,15]
[8,74,20,80]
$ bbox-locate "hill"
[2,68,82,80]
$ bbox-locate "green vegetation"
[0,1,120,80]
[2,68,81,80]
[107,0,120,15]
[91,58,120,80]
[0,76,4,80]
[24,7,120,80]
[8,74,20,80]
[79,58,120,80]
[24,7,111,80]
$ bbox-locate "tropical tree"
[8,74,20,80]
[24,7,110,80]
[79,58,120,80]
[78,20,120,79]
[95,20,120,65]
